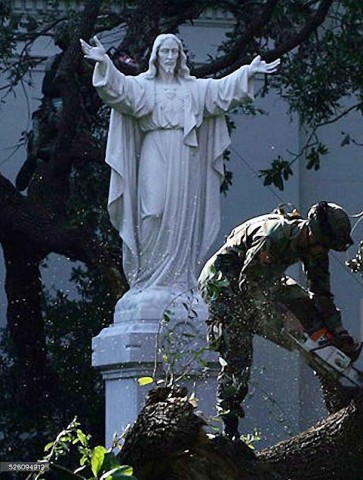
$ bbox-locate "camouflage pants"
[199,253,328,418]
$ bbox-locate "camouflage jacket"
[216,213,334,298]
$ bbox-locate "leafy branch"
[31,418,136,480]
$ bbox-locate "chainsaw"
[289,333,363,390]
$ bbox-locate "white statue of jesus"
[80,34,280,320]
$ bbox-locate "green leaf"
[91,445,107,477]
[101,452,120,473]
[219,358,227,367]
[101,465,135,480]
[189,392,198,407]
[100,467,122,480]
[77,429,88,446]
[44,442,54,452]
[77,429,87,446]
[116,466,134,476]
[217,278,230,287]
[340,133,351,146]
[137,376,154,386]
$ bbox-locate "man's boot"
[222,404,245,440]
[223,414,240,440]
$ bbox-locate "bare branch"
[317,102,363,128]
[36,1,103,214]
[262,0,334,62]
[193,0,282,77]
[118,0,207,61]
[0,172,127,299]
[193,0,334,78]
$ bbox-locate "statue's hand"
[249,55,280,75]
[80,36,107,63]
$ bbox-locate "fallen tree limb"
[259,391,363,479]
[119,386,363,480]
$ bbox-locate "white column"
[92,290,219,446]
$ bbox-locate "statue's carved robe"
[94,57,254,292]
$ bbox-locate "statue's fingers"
[92,35,103,48]
[265,66,278,73]
[80,41,90,55]
[80,38,90,50]
[269,59,281,68]
[265,60,280,73]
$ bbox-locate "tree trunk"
[2,240,56,407]
[119,386,363,480]
[259,392,363,479]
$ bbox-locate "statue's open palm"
[80,36,106,63]
[249,55,280,75]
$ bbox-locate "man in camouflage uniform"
[199,201,358,439]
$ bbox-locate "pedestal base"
[113,285,209,322]
[92,293,219,446]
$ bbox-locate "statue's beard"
[163,65,175,74]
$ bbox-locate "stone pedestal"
[92,287,219,446]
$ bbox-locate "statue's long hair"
[144,34,192,79]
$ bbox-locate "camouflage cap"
[307,201,353,252]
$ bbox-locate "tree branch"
[193,0,334,78]
[262,0,334,63]
[118,385,363,480]
[193,0,282,77]
[39,0,103,214]
[0,172,127,299]
[317,101,363,128]
[259,393,363,478]
[118,0,207,62]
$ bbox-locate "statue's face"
[157,38,179,75]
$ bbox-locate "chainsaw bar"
[289,334,363,389]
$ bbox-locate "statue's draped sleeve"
[93,57,152,260]
[204,65,254,115]
[195,66,254,259]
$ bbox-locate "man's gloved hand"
[331,328,362,362]
[275,302,305,337]
[283,310,305,337]
[313,294,340,320]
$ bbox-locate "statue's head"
[146,34,191,78]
